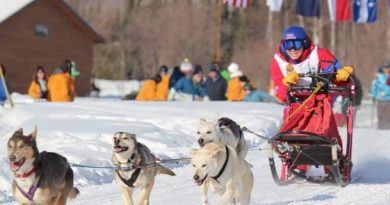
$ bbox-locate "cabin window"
[35,24,49,37]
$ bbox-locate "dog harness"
[15,182,38,201]
[116,168,141,187]
[14,167,40,202]
[115,148,143,187]
[210,146,229,183]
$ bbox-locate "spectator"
[214,61,230,81]
[136,74,162,101]
[70,61,81,79]
[192,66,208,101]
[155,65,170,101]
[371,65,390,129]
[169,66,184,88]
[48,60,75,102]
[168,58,206,101]
[205,64,227,101]
[28,66,48,100]
[0,65,9,104]
[226,62,245,101]
[243,83,278,103]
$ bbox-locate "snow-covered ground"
[0,97,389,205]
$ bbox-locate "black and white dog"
[7,127,79,204]
[197,117,248,159]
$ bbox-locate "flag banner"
[224,0,250,8]
[353,0,377,23]
[328,0,352,21]
[267,0,283,12]
[296,0,321,17]
[388,0,390,15]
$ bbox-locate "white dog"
[191,142,253,205]
[197,117,248,159]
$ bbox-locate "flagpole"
[215,0,223,63]
[330,21,336,54]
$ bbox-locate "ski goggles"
[282,39,303,50]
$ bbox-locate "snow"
[0,96,389,205]
[0,0,33,23]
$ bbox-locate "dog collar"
[211,146,229,183]
[199,174,208,185]
[15,166,37,179]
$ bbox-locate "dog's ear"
[14,128,23,135]
[129,133,137,142]
[28,126,37,141]
[211,149,222,159]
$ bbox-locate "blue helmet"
[283,26,307,40]
[282,26,310,50]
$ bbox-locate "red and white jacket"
[270,42,339,103]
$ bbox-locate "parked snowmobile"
[268,72,356,187]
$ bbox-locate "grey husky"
[112,132,175,205]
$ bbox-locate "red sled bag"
[280,94,342,150]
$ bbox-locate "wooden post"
[266,10,274,47]
[215,0,223,63]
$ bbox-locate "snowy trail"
[0,98,389,204]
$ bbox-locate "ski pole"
[0,65,13,108]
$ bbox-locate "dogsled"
[268,72,356,187]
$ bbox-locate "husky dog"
[197,117,248,159]
[7,128,79,205]
[112,132,175,205]
[191,142,253,205]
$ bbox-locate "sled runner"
[268,73,356,187]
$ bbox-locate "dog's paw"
[202,200,209,205]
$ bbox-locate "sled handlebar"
[290,72,355,95]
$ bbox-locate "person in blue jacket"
[243,83,278,103]
[371,65,390,129]
[0,65,8,104]
[371,66,390,101]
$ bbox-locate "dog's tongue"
[10,162,20,171]
[10,158,24,171]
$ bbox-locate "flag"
[353,0,377,23]
[388,0,390,15]
[267,0,283,12]
[296,0,321,17]
[224,0,250,8]
[328,0,352,21]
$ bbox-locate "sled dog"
[197,117,248,159]
[7,127,79,205]
[191,142,253,205]
[112,132,175,205]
